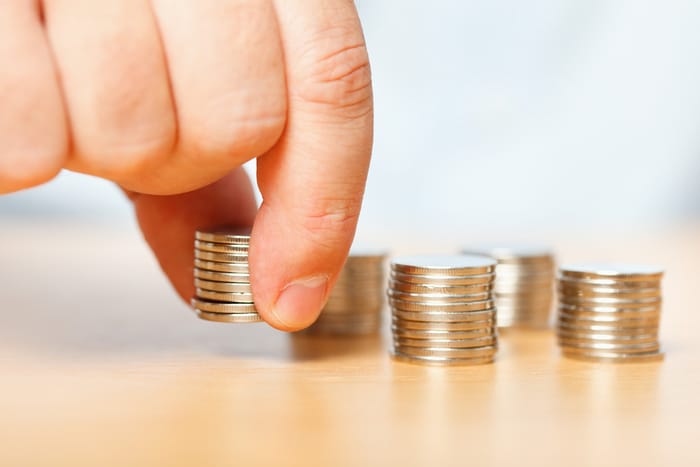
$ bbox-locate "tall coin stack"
[389,255,498,366]
[191,226,262,323]
[557,263,664,362]
[463,246,555,328]
[304,252,386,335]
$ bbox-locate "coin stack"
[389,255,498,366]
[191,226,262,323]
[462,246,555,328]
[304,252,387,335]
[557,263,664,363]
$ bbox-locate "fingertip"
[267,274,328,331]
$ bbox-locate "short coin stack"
[304,252,387,335]
[557,263,664,362]
[389,255,498,366]
[463,246,555,328]
[191,226,261,323]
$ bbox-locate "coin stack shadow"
[388,255,498,366]
[304,253,386,335]
[557,263,664,362]
[463,246,555,328]
[191,227,262,323]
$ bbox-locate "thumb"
[249,0,373,331]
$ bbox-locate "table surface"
[0,221,698,467]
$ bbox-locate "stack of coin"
[557,263,664,362]
[462,246,555,328]
[191,226,261,323]
[389,255,498,366]
[304,252,387,335]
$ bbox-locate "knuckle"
[0,145,65,193]
[190,94,287,160]
[295,29,373,118]
[75,129,175,179]
[297,194,363,248]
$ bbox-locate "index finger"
[250,0,373,331]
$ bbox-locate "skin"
[0,0,373,331]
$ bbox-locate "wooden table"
[1,221,698,466]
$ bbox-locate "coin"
[191,298,257,314]
[392,316,496,331]
[391,326,495,340]
[391,350,495,366]
[393,344,498,359]
[387,289,491,303]
[194,310,262,323]
[557,339,660,353]
[195,226,251,244]
[558,311,660,326]
[195,289,254,303]
[394,335,497,349]
[390,271,495,286]
[194,250,249,263]
[559,263,664,281]
[194,279,252,293]
[194,268,250,282]
[195,240,249,254]
[389,298,494,313]
[388,280,493,295]
[556,331,658,345]
[391,255,496,276]
[392,308,496,323]
[561,349,664,363]
[194,259,249,274]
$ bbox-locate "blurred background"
[2,0,699,240]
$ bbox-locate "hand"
[0,0,373,331]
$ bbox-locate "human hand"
[0,0,373,331]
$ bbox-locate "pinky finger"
[0,0,68,193]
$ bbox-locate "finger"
[43,0,176,183]
[0,0,67,193]
[251,0,373,330]
[143,0,287,195]
[132,167,257,301]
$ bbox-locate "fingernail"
[272,275,329,330]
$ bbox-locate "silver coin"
[393,344,498,359]
[194,310,262,323]
[394,335,497,349]
[557,283,660,297]
[391,350,495,366]
[194,279,252,293]
[561,349,664,363]
[392,308,496,323]
[388,280,492,295]
[195,250,249,263]
[392,316,495,331]
[194,267,250,281]
[194,240,249,254]
[557,320,658,335]
[391,325,495,340]
[194,259,250,274]
[557,339,660,352]
[195,288,254,303]
[557,305,661,320]
[390,298,494,313]
[559,263,664,281]
[558,312,660,328]
[557,276,661,288]
[387,289,491,303]
[191,298,257,314]
[195,226,251,244]
[558,294,661,306]
[556,330,658,345]
[391,254,496,276]
[390,271,495,286]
